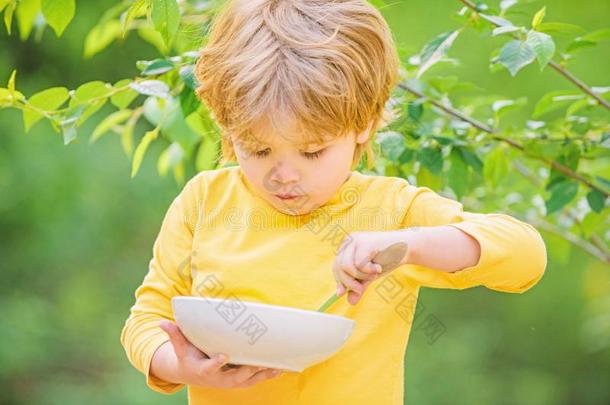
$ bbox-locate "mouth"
[274,194,302,200]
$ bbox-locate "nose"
[263,162,300,193]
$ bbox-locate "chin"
[273,202,313,216]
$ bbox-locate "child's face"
[232,117,370,216]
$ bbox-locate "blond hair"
[195,0,400,170]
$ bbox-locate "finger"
[199,353,229,375]
[159,320,193,358]
[353,264,381,281]
[236,368,282,388]
[333,243,350,293]
[347,289,361,305]
[340,242,369,282]
[229,365,267,386]
[347,274,379,305]
[337,269,365,296]
[355,249,382,275]
[221,363,243,372]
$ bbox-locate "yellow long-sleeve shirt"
[120,165,547,404]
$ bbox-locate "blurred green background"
[1,0,609,404]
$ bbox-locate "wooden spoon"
[316,241,409,312]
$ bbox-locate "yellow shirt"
[120,165,547,404]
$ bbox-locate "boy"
[120,0,547,403]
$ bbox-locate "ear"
[355,120,375,144]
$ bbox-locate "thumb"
[159,319,191,358]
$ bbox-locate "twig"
[528,217,610,264]
[398,82,610,199]
[513,159,610,263]
[397,83,494,133]
[457,0,610,111]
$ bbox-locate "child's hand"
[333,231,409,305]
[155,320,283,389]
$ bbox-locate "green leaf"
[0,86,24,106]
[41,0,75,37]
[586,190,606,213]
[179,65,198,89]
[417,30,460,78]
[376,131,405,162]
[565,98,591,117]
[526,30,555,69]
[531,6,546,29]
[481,14,513,28]
[492,97,527,118]
[90,109,132,143]
[431,136,456,146]
[416,166,442,190]
[130,80,170,99]
[457,147,483,174]
[59,104,86,145]
[500,0,517,12]
[581,210,607,239]
[143,96,201,154]
[151,0,180,49]
[566,39,597,53]
[533,90,584,118]
[121,110,141,157]
[523,139,562,161]
[448,148,469,200]
[536,22,584,36]
[417,146,443,175]
[15,0,40,40]
[69,81,112,125]
[545,146,580,193]
[141,59,175,76]
[428,76,458,94]
[407,100,424,121]
[122,0,146,36]
[7,69,16,93]
[483,145,509,189]
[71,81,111,104]
[158,142,185,176]
[131,127,160,178]
[580,28,610,43]
[492,25,522,36]
[179,85,199,117]
[545,180,578,215]
[398,147,415,164]
[3,0,15,34]
[137,26,168,54]
[83,19,122,58]
[23,86,69,132]
[110,79,139,109]
[566,29,610,53]
[498,39,536,76]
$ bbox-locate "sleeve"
[119,174,204,394]
[394,181,547,293]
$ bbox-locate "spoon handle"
[316,241,409,312]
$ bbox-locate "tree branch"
[513,159,610,264]
[398,82,610,199]
[457,0,610,111]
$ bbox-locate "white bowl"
[171,296,355,372]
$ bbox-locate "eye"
[253,148,270,158]
[302,148,325,160]
[251,148,326,160]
